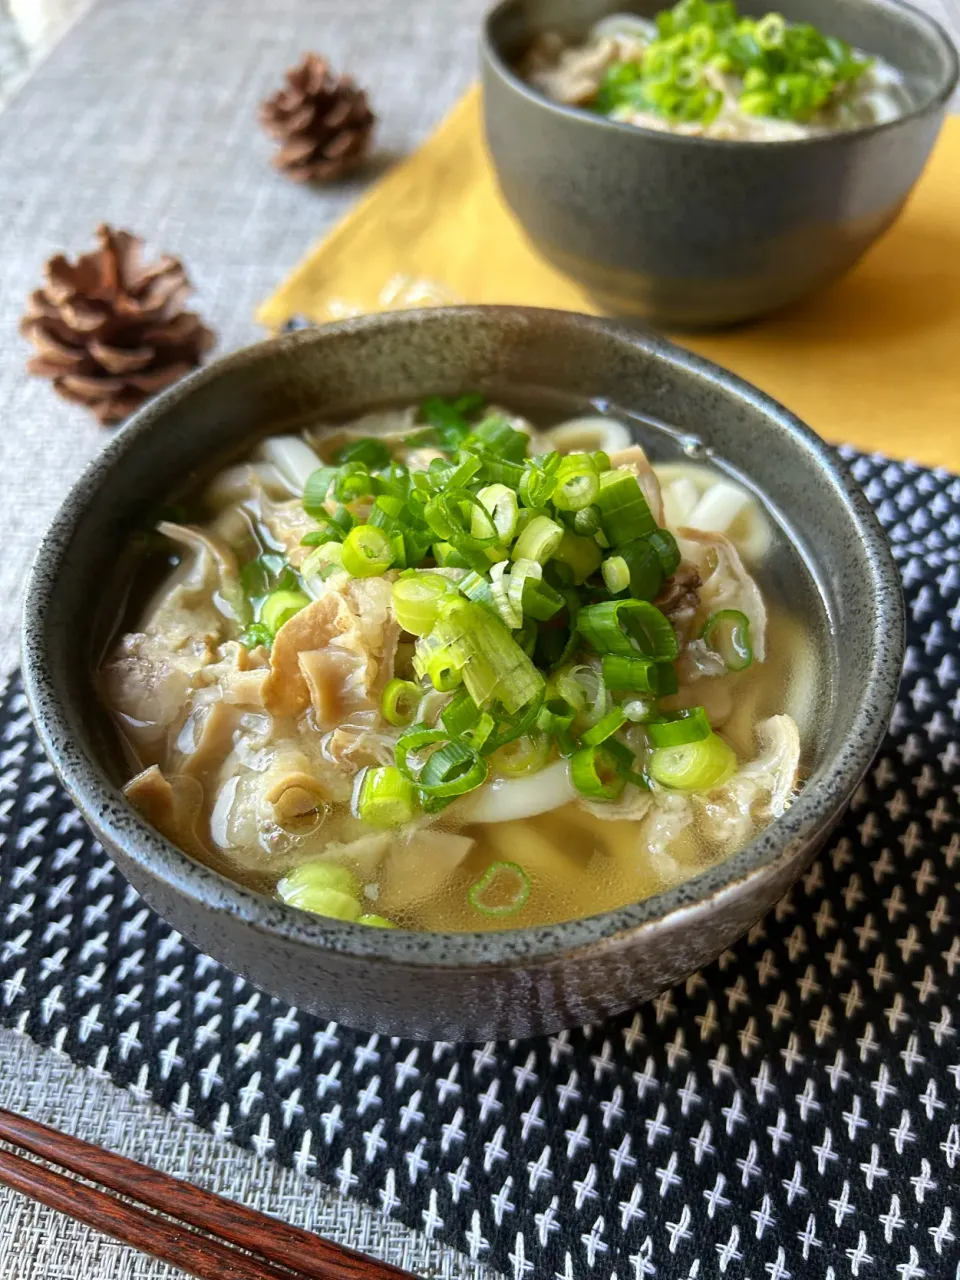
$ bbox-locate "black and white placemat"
[1,448,957,1280]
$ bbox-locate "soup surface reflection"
[102,397,819,931]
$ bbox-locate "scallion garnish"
[646,706,712,748]
[511,513,564,565]
[334,438,392,470]
[602,555,631,595]
[260,589,311,635]
[381,678,422,727]
[468,861,530,917]
[281,401,757,825]
[577,598,678,660]
[595,471,656,544]
[648,732,738,791]
[580,707,628,746]
[392,574,449,635]
[342,525,394,577]
[356,766,418,826]
[570,743,628,800]
[701,608,754,670]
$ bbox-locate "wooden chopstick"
[0,1107,414,1280]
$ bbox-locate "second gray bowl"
[482,0,959,328]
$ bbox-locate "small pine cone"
[21,225,215,426]
[260,53,375,182]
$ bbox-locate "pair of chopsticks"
[0,1107,415,1280]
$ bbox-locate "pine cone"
[21,225,215,426]
[260,53,375,182]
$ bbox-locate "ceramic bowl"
[482,0,959,328]
[21,307,903,1040]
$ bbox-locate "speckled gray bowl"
[21,307,903,1040]
[482,0,959,328]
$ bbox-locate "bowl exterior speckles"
[21,308,904,1040]
[482,0,959,328]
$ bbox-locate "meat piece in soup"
[102,395,813,931]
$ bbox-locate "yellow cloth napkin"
[258,87,960,471]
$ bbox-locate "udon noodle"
[522,2,910,142]
[102,398,814,931]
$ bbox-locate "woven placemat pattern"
[1,447,958,1280]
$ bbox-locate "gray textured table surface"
[0,1,958,1277]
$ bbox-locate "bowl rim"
[21,306,905,970]
[481,0,960,151]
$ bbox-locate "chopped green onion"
[581,707,628,746]
[334,461,375,504]
[367,494,404,529]
[261,589,311,635]
[464,712,496,751]
[647,706,712,748]
[425,489,499,550]
[240,623,273,650]
[552,532,602,584]
[481,688,545,752]
[418,741,488,797]
[570,744,627,800]
[381,678,421,727]
[537,697,576,735]
[620,538,664,601]
[519,456,560,507]
[648,732,737,791]
[492,731,551,777]
[572,505,603,537]
[577,598,678,660]
[424,641,465,692]
[468,861,530,917]
[375,461,411,497]
[357,913,397,928]
[433,598,544,714]
[392,574,449,635]
[476,484,519,542]
[342,525,394,577]
[433,541,471,569]
[241,553,297,600]
[522,577,565,621]
[601,653,660,693]
[477,454,525,487]
[394,724,447,781]
[357,766,418,826]
[334,438,392,470]
[701,609,754,670]
[602,555,630,595]
[647,528,682,576]
[596,471,656,544]
[418,396,474,451]
[277,862,360,919]
[449,453,482,488]
[552,457,600,512]
[441,689,480,737]
[512,514,564,565]
[303,467,338,517]
[464,414,529,462]
[301,541,344,581]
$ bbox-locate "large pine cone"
[260,53,375,182]
[21,225,215,426]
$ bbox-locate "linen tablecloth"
[0,2,957,1277]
